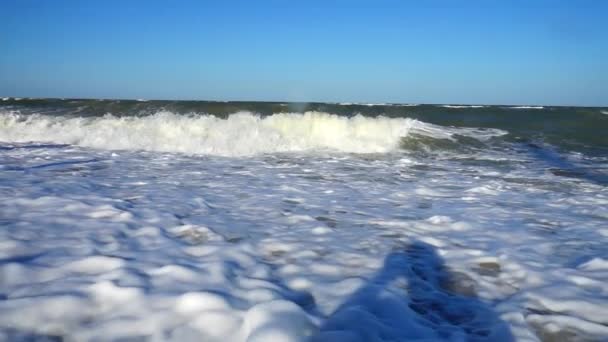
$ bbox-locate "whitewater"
[1,103,608,341]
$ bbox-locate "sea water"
[1,99,607,341]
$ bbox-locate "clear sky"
[1,0,607,106]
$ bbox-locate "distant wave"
[337,102,419,107]
[338,102,388,106]
[601,110,608,115]
[0,111,506,156]
[509,106,544,109]
[440,105,485,109]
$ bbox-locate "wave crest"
[0,111,422,156]
[0,111,507,156]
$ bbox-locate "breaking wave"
[0,111,506,156]
[440,105,486,109]
[509,106,544,109]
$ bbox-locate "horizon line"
[2,95,607,109]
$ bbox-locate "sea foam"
[1,109,606,341]
[7,110,514,158]
[0,111,420,156]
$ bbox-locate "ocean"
[1,98,607,341]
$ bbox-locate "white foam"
[440,104,486,108]
[510,106,544,109]
[244,300,316,341]
[0,114,606,341]
[0,111,505,156]
[337,102,389,106]
[0,111,419,156]
[578,258,608,271]
[361,103,388,106]
[64,256,125,274]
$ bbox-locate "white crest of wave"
[510,106,544,109]
[440,105,486,109]
[0,111,423,156]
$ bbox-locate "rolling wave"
[0,111,506,156]
[509,106,544,109]
[440,105,486,109]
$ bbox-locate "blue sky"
[1,0,607,106]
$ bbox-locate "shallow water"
[1,101,607,341]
